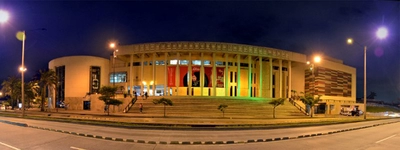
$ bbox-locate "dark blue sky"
[0,1,399,102]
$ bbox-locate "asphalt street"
[0,117,399,150]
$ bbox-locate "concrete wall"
[49,56,109,110]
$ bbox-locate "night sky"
[0,1,399,102]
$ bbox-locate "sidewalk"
[0,108,392,127]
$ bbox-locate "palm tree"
[300,94,321,117]
[24,81,38,109]
[153,98,173,117]
[37,69,58,112]
[268,98,285,118]
[1,76,20,109]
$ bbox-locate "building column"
[152,53,156,96]
[288,61,292,99]
[279,59,282,98]
[200,52,204,96]
[247,55,252,97]
[141,53,144,95]
[225,54,229,96]
[237,54,241,97]
[212,53,216,96]
[164,52,168,96]
[188,52,192,96]
[258,56,262,97]
[129,54,133,95]
[176,53,180,96]
[269,58,273,98]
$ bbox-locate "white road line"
[0,142,20,150]
[70,146,87,150]
[375,134,396,143]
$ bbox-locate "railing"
[288,98,308,115]
[123,97,137,113]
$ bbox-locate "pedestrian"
[139,103,143,113]
[134,92,138,100]
[104,105,108,113]
[144,92,148,99]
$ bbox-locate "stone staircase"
[127,96,306,118]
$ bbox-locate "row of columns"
[126,52,292,98]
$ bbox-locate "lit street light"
[16,28,46,117]
[109,42,118,87]
[0,10,9,23]
[347,26,388,120]
[307,55,322,97]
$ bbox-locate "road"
[0,117,399,150]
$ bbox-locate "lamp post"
[307,56,321,96]
[19,31,26,116]
[109,43,118,87]
[347,27,388,120]
[16,28,46,117]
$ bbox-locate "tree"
[268,98,285,118]
[367,92,377,99]
[98,86,123,115]
[300,94,321,117]
[152,98,173,117]
[37,69,58,112]
[1,76,20,109]
[218,104,228,118]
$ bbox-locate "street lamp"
[347,27,388,120]
[0,10,9,23]
[307,55,322,96]
[109,42,118,87]
[18,31,26,116]
[16,28,46,117]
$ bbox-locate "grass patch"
[367,106,400,113]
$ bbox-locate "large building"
[49,41,359,114]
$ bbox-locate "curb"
[0,120,28,127]
[1,119,399,145]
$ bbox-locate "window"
[204,60,211,65]
[230,71,233,83]
[132,62,141,66]
[273,74,275,85]
[179,60,189,65]
[90,66,101,93]
[240,63,249,67]
[235,72,237,82]
[110,72,127,83]
[149,61,153,65]
[215,61,223,66]
[55,66,65,104]
[192,60,201,65]
[144,61,148,66]
[156,60,165,65]
[170,60,178,65]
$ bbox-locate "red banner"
[180,66,188,87]
[204,67,212,87]
[216,67,225,88]
[167,66,176,87]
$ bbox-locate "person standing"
[139,103,143,113]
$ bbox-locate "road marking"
[70,146,86,150]
[375,134,396,143]
[0,142,20,150]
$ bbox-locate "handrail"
[123,97,137,113]
[288,98,308,115]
